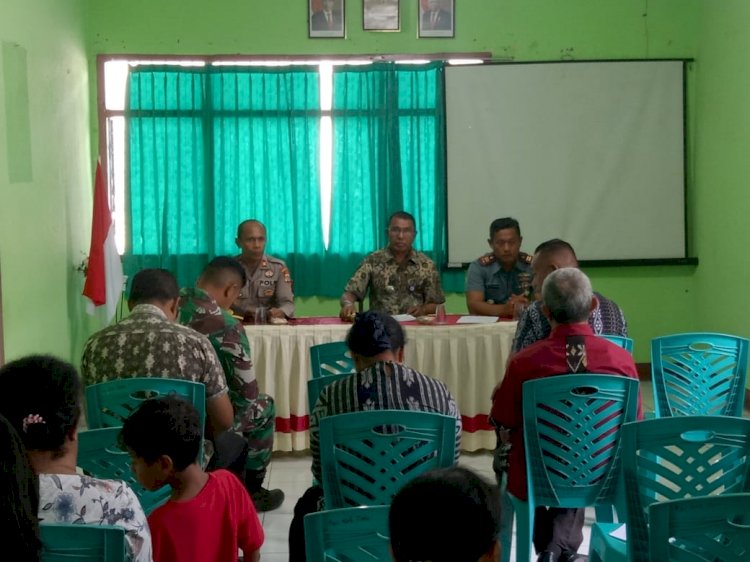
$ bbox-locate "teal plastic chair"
[651,332,749,417]
[85,377,206,429]
[41,523,125,562]
[508,374,639,562]
[589,416,750,562]
[600,334,634,353]
[304,505,390,562]
[319,410,458,509]
[649,494,750,561]
[309,342,356,379]
[307,372,352,414]
[76,427,171,514]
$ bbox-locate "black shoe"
[537,552,558,562]
[251,487,285,512]
[561,553,588,562]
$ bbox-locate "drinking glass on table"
[435,303,447,324]
[254,306,267,325]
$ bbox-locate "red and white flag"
[82,160,124,323]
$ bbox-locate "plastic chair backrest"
[304,505,391,562]
[523,374,639,510]
[649,494,750,561]
[309,341,355,379]
[621,416,750,562]
[600,334,634,353]
[41,523,126,562]
[650,332,749,417]
[76,427,171,514]
[319,410,458,509]
[85,377,206,429]
[307,372,352,414]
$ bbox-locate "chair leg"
[509,493,534,562]
[499,472,514,562]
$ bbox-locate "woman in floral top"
[0,355,152,562]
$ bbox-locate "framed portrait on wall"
[309,0,345,38]
[418,0,454,38]
[363,0,400,32]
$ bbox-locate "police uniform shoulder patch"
[478,253,496,266]
[281,267,292,284]
[519,252,533,264]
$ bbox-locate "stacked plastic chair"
[589,416,750,562]
[318,410,458,509]
[309,341,356,378]
[649,493,750,561]
[504,374,640,562]
[304,505,390,562]
[650,332,749,417]
[40,523,125,562]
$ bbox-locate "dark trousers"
[533,507,585,556]
[288,485,324,562]
[207,431,249,480]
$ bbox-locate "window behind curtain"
[123,62,446,297]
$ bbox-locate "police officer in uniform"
[465,217,532,317]
[232,220,295,321]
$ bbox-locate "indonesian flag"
[82,160,124,323]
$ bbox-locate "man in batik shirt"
[339,211,445,319]
[81,268,247,478]
[179,256,284,512]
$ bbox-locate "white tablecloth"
[245,318,517,452]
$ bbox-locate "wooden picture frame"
[309,0,345,38]
[418,0,454,38]
[363,0,400,32]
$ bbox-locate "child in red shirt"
[120,396,263,562]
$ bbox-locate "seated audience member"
[0,414,41,562]
[288,311,461,561]
[120,396,263,562]
[81,268,248,481]
[389,466,501,562]
[491,268,642,562]
[179,256,283,511]
[512,239,627,353]
[466,217,533,318]
[339,211,445,319]
[0,355,152,562]
[232,219,294,320]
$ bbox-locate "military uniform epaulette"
[478,253,496,266]
[519,252,532,265]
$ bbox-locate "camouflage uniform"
[344,247,445,314]
[465,252,533,304]
[179,287,274,474]
[232,254,294,318]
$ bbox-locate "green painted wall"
[0,0,100,362]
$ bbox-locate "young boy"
[120,396,263,562]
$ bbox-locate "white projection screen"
[445,60,686,265]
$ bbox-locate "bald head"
[531,239,579,297]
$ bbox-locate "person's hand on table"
[339,304,357,322]
[268,308,285,319]
[407,304,426,317]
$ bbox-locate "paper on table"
[609,524,627,541]
[392,314,417,322]
[456,315,499,324]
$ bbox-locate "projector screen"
[445,60,686,265]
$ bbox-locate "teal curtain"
[327,62,447,295]
[125,66,325,293]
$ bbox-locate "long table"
[244,316,517,452]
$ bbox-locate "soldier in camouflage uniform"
[466,217,533,318]
[232,219,294,321]
[179,256,284,512]
[339,211,445,319]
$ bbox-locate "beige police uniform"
[232,254,295,318]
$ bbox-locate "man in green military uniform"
[339,211,445,319]
[465,217,533,317]
[232,219,294,321]
[179,256,284,512]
